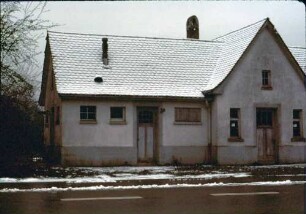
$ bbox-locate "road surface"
[0,184,304,214]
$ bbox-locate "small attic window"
[94,76,103,83]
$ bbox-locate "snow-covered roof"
[48,33,222,98]
[42,18,305,102]
[288,47,306,72]
[204,19,266,91]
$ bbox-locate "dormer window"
[261,70,272,90]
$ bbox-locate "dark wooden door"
[256,108,278,164]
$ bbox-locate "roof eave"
[59,93,206,102]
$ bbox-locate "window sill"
[228,137,244,142]
[109,120,127,125]
[173,122,202,125]
[80,120,97,124]
[261,86,273,90]
[291,137,306,142]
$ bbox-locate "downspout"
[204,92,215,164]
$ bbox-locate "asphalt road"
[0,184,304,214]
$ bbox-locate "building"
[39,17,306,166]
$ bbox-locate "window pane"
[230,109,238,119]
[230,120,239,137]
[80,106,87,113]
[80,112,87,120]
[80,106,96,120]
[266,111,272,126]
[88,113,96,120]
[293,110,300,119]
[139,110,153,123]
[293,121,301,137]
[88,106,96,113]
[111,107,123,119]
[262,73,267,85]
[262,70,270,86]
[257,109,273,126]
[229,108,240,138]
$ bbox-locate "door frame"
[136,106,159,163]
[255,106,279,164]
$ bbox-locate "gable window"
[292,109,305,142]
[175,108,201,123]
[228,108,243,142]
[80,106,96,121]
[110,107,126,124]
[261,70,272,89]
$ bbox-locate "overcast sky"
[35,1,305,97]
[42,1,305,44]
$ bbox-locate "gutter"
[59,93,206,102]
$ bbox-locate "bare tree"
[0,2,56,168]
[1,2,56,103]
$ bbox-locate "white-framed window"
[228,108,244,142]
[292,109,304,141]
[230,108,240,138]
[80,106,96,121]
[174,107,201,123]
[261,70,272,89]
[110,107,126,123]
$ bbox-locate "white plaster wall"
[62,101,134,147]
[161,102,208,146]
[213,28,306,163]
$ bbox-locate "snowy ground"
[0,164,305,192]
[1,180,306,193]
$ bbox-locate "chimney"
[186,15,199,39]
[102,38,108,65]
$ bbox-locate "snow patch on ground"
[0,172,250,184]
[0,175,115,184]
[179,173,250,179]
[77,166,176,174]
[247,164,306,169]
[1,180,305,193]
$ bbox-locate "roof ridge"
[213,17,268,40]
[47,30,223,43]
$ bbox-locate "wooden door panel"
[256,108,277,164]
[138,127,145,160]
[137,108,156,163]
[257,129,264,157]
[266,129,273,156]
[146,127,154,159]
